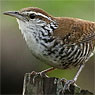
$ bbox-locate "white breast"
[16,19,46,57]
[16,18,62,68]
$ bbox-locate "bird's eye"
[29,13,36,19]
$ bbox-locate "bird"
[3,7,95,93]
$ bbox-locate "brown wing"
[80,33,95,43]
[54,17,95,44]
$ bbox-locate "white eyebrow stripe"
[25,11,52,21]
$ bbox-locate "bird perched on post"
[3,7,95,92]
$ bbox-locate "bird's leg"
[38,67,56,77]
[61,64,85,93]
[73,64,85,82]
[31,67,56,83]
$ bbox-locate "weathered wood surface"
[22,72,93,95]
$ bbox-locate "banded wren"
[4,7,95,92]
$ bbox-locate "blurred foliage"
[1,0,95,93]
[1,0,95,21]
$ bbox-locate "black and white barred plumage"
[15,7,95,69]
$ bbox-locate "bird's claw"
[63,80,75,92]
[31,71,48,84]
[59,79,75,94]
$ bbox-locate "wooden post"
[22,72,93,95]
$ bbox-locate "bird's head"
[3,7,56,33]
[3,7,58,50]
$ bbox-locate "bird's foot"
[60,79,75,94]
[31,71,48,84]
[31,67,55,84]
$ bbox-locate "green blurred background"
[1,0,95,94]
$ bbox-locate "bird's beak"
[3,11,25,21]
